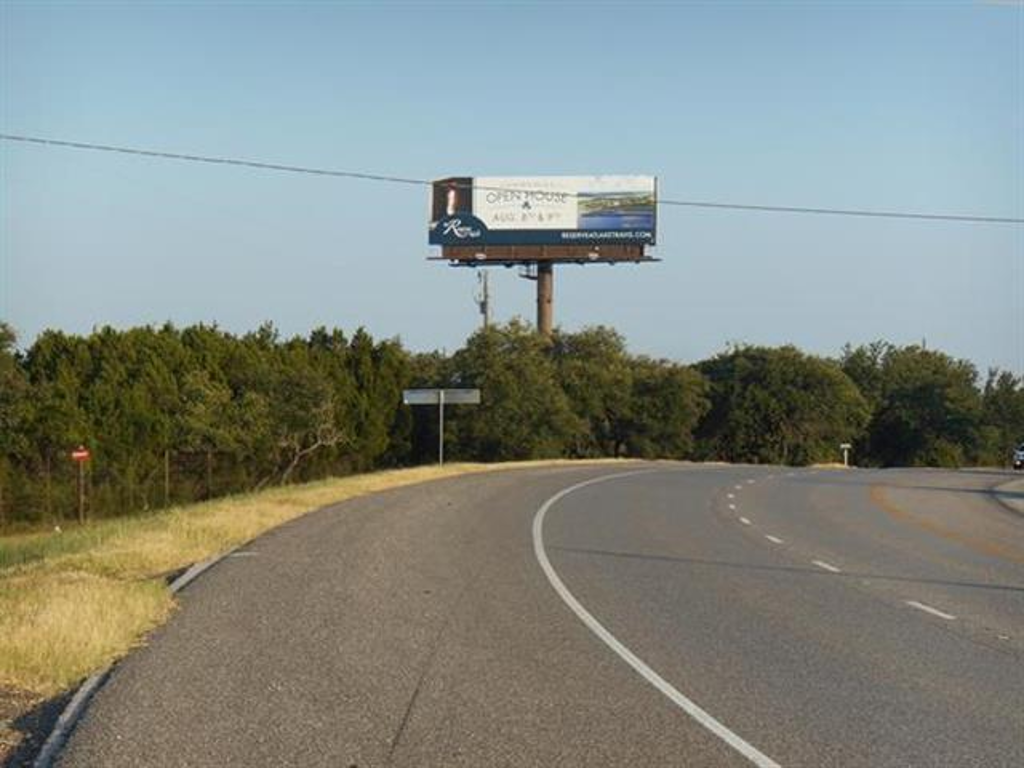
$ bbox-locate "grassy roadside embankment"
[0,459,629,762]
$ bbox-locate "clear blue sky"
[1,1,1021,374]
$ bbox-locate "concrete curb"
[30,546,240,768]
[29,671,109,768]
[992,477,1024,519]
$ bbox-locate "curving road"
[56,464,1024,767]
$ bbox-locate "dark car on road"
[1014,443,1024,470]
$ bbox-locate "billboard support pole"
[537,263,554,337]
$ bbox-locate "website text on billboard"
[429,176,657,247]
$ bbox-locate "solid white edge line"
[905,600,956,621]
[811,560,841,573]
[532,470,782,768]
[765,535,784,544]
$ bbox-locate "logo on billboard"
[441,218,482,240]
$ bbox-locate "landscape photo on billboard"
[577,191,656,230]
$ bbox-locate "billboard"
[429,176,657,247]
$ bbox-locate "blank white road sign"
[403,388,481,405]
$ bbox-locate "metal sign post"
[403,389,481,466]
[70,445,91,523]
[840,442,852,468]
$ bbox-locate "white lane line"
[728,503,737,511]
[727,493,736,500]
[746,480,756,485]
[905,601,956,621]
[734,484,743,490]
[765,535,784,544]
[533,471,781,768]
[812,560,841,573]
[739,517,752,526]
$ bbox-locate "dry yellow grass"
[0,574,173,694]
[0,459,629,695]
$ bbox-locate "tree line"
[0,319,1021,527]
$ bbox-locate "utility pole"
[474,271,491,329]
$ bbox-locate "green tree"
[697,345,869,465]
[21,331,91,520]
[0,322,29,524]
[623,357,709,459]
[848,345,983,467]
[344,331,408,470]
[264,359,348,486]
[449,321,580,461]
[551,326,634,457]
[978,370,1024,465]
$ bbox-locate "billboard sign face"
[429,176,656,247]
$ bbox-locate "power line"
[2,132,1021,225]
[0,133,427,187]
[657,198,1022,224]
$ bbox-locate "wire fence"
[0,451,287,528]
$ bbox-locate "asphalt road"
[57,464,1024,767]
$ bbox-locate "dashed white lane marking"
[745,479,756,485]
[728,503,737,511]
[734,484,743,490]
[905,601,956,621]
[812,560,841,573]
[727,493,736,499]
[739,517,752,526]
[533,471,781,768]
[765,535,784,544]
